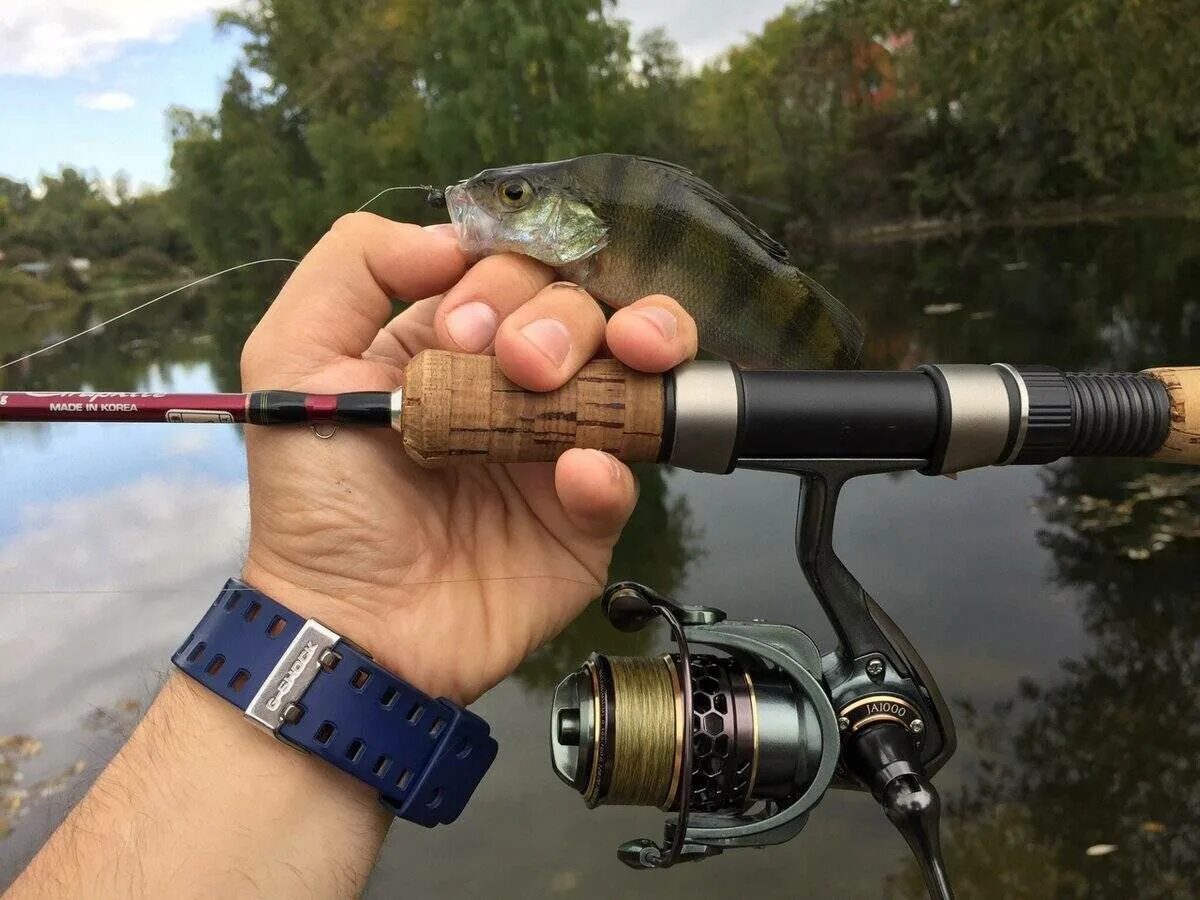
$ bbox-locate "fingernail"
[597,453,619,482]
[632,306,678,341]
[519,318,572,367]
[445,301,498,352]
[588,449,623,481]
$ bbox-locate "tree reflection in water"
[515,465,703,693]
[888,459,1200,899]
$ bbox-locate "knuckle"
[239,335,266,383]
[330,210,379,235]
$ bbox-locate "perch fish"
[444,154,863,369]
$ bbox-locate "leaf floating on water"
[550,872,580,892]
[31,761,86,799]
[924,302,964,315]
[1,790,25,814]
[0,736,43,759]
[83,700,144,735]
[1140,821,1167,834]
[1,732,88,841]
[1085,843,1118,857]
[1040,471,1200,560]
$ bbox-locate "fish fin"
[632,157,791,264]
[798,271,865,369]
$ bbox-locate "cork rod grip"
[1141,366,1200,464]
[400,350,666,467]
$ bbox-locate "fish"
[443,153,863,369]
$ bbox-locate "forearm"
[7,651,391,899]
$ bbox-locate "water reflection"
[516,464,703,693]
[887,459,1200,898]
[1,220,1199,896]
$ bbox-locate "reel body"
[550,587,840,867]
[547,460,961,898]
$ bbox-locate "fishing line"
[1,184,451,371]
[0,258,300,371]
[354,184,441,213]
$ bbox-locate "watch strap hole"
[406,703,424,725]
[314,721,337,745]
[185,640,206,664]
[266,616,287,638]
[228,669,251,693]
[380,686,399,709]
[244,600,262,622]
[351,668,371,690]
[373,755,392,778]
[345,738,365,763]
[205,654,225,676]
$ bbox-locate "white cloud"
[614,0,793,65]
[0,1,227,77]
[76,90,137,111]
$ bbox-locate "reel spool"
[549,583,839,868]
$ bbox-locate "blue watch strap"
[172,579,497,826]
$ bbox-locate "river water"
[1,221,1197,898]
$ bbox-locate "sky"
[0,0,793,190]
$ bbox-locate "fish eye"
[498,178,532,208]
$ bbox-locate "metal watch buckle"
[245,619,341,733]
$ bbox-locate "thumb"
[553,449,639,541]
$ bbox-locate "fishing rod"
[2,351,1196,471]
[3,352,1198,899]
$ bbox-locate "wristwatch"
[172,579,497,826]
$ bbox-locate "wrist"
[172,577,498,829]
[241,552,391,664]
[239,554,476,706]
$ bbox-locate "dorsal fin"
[633,157,791,264]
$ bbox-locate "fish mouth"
[445,182,499,256]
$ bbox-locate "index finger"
[246,214,467,375]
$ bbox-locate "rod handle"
[400,350,666,467]
[1141,366,1200,464]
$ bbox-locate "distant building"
[847,31,914,110]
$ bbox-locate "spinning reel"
[550,461,957,899]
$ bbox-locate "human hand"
[239,213,698,704]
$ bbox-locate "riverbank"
[831,191,1200,246]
